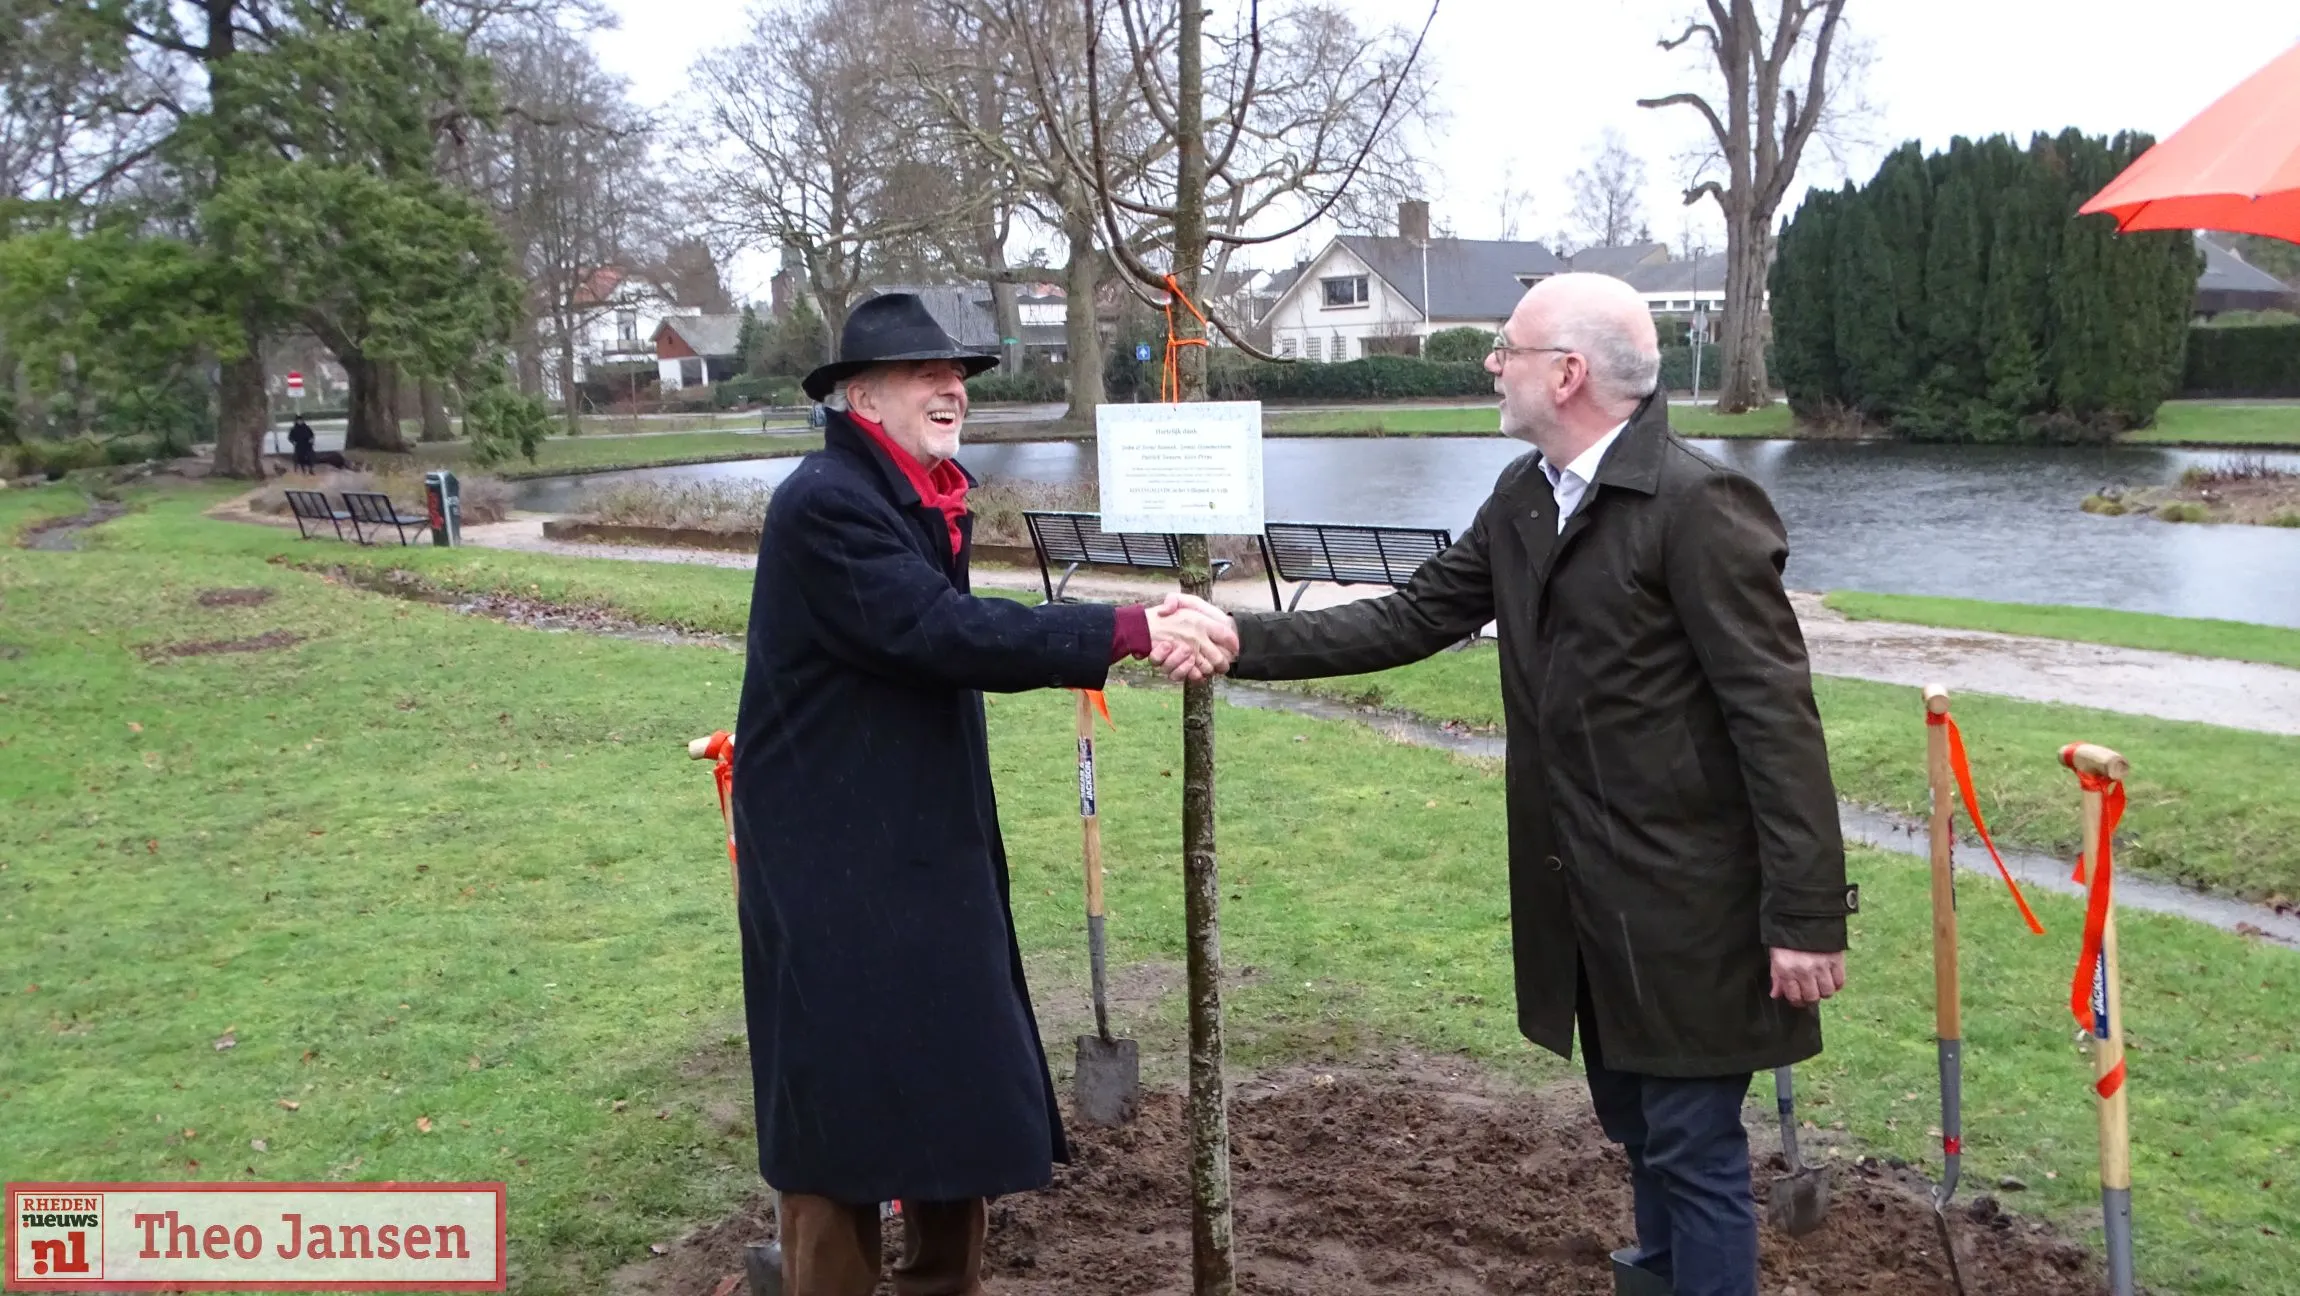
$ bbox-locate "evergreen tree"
[1869,143,1934,353]
[1907,166,1987,435]
[1768,186,1844,413]
[1829,198,1908,416]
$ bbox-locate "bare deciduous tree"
[1639,0,1852,412]
[457,18,653,428]
[1567,127,1649,250]
[684,0,977,352]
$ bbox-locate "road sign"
[1002,336,1019,346]
[286,371,304,398]
[1134,344,1153,362]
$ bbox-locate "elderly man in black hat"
[729,293,1234,1295]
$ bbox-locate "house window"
[1671,299,1693,311]
[1321,275,1369,308]
[1304,336,1323,362]
[1279,336,1298,358]
[618,310,637,343]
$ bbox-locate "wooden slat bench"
[341,491,430,546]
[1258,521,1454,612]
[1021,510,1232,603]
[284,489,352,541]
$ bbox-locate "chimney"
[1398,199,1431,245]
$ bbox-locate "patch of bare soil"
[613,1061,2099,1296]
[19,501,127,550]
[137,628,305,660]
[309,563,738,649]
[196,587,277,608]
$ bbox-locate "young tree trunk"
[211,320,272,479]
[1715,204,1773,412]
[1171,7,1232,1294]
[344,353,409,453]
[1063,218,1107,421]
[419,377,453,442]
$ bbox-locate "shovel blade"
[1073,1034,1140,1127]
[1767,1166,1832,1238]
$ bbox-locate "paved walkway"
[447,514,2300,735]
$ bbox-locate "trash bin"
[423,470,462,547]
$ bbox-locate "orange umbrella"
[2081,41,2300,242]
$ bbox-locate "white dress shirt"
[1537,420,1629,534]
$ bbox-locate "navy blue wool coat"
[730,410,1117,1204]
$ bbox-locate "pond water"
[510,436,2300,628]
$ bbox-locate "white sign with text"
[1096,401,1265,535]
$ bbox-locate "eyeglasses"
[1489,338,1576,360]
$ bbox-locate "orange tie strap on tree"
[1161,274,1211,405]
[2061,740,2136,1296]
[1924,709,2047,934]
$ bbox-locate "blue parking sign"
[1135,344,1153,362]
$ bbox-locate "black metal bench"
[284,489,352,541]
[1021,510,1231,603]
[1258,521,1454,611]
[342,491,429,546]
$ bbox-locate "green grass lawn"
[1272,641,2300,902]
[1261,402,1797,439]
[373,431,821,480]
[3,485,2295,1294]
[2124,401,2300,447]
[1825,592,2300,671]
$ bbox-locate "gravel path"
[443,517,2300,736]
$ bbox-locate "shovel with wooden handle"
[2065,741,2137,1296]
[1922,686,1971,1296]
[1071,690,1140,1126]
[688,733,782,1296]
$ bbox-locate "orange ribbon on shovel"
[701,730,736,867]
[2065,755,2129,1099]
[1076,689,1114,729]
[1926,711,2047,935]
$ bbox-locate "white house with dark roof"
[1621,252,1735,322]
[1257,202,1567,361]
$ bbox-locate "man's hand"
[1147,592,1239,683]
[1768,948,1846,1009]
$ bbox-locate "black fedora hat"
[802,292,999,402]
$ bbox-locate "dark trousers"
[1579,971,1759,1296]
[778,1194,986,1296]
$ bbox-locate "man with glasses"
[1181,273,1852,1296]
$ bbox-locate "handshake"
[1144,592,1240,684]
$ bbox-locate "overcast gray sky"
[593,0,2300,297]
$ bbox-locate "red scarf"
[849,413,969,559]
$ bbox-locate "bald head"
[1486,272,1662,461]
[1517,273,1662,404]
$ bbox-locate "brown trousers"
[779,1194,987,1296]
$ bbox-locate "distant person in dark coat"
[287,418,317,473]
[729,293,1229,1296]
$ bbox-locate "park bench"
[341,491,430,546]
[1021,510,1232,603]
[283,489,353,542]
[1258,521,1454,612]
